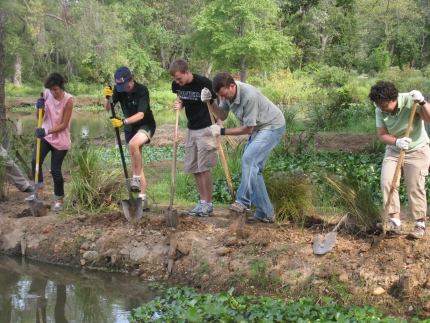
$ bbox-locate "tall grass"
[67,139,124,213]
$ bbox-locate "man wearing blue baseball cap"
[103,66,156,210]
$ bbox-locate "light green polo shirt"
[375,93,429,152]
[219,82,285,132]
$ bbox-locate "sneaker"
[23,185,35,193]
[142,199,149,211]
[130,177,140,192]
[376,219,402,235]
[408,225,425,239]
[195,204,214,217]
[188,203,203,215]
[53,202,63,211]
[25,194,44,202]
[228,201,247,213]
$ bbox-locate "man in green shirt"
[370,81,430,239]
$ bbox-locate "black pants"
[31,138,68,199]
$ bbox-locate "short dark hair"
[212,72,236,93]
[44,72,67,91]
[169,59,189,76]
[369,81,398,103]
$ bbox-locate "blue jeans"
[31,138,68,199]
[236,125,285,220]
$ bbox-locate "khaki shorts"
[184,127,218,174]
[125,126,155,144]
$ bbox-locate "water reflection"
[0,254,159,323]
[6,109,180,138]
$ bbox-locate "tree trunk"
[0,8,7,148]
[13,55,21,86]
[205,60,212,78]
[240,20,246,83]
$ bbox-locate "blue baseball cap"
[114,66,132,92]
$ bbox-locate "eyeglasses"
[374,102,389,110]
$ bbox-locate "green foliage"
[312,65,351,88]
[129,286,406,322]
[67,138,125,213]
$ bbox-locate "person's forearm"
[419,102,430,123]
[209,102,228,121]
[104,98,111,111]
[378,133,397,146]
[124,112,144,124]
[224,126,254,136]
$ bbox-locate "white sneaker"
[195,204,214,217]
[188,203,203,215]
[142,199,149,211]
[53,202,63,211]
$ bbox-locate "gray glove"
[201,87,212,102]
[395,137,412,150]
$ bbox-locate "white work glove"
[395,137,412,150]
[210,124,221,137]
[201,87,212,102]
[409,90,425,103]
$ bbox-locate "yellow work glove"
[110,117,124,128]
[104,86,113,98]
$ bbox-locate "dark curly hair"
[43,72,67,91]
[369,81,398,103]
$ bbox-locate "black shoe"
[23,185,35,193]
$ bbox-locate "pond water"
[0,254,159,323]
[6,108,177,138]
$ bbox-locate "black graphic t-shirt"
[172,74,216,130]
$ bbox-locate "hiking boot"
[142,198,149,211]
[408,225,425,239]
[228,201,246,213]
[195,204,214,217]
[130,177,140,192]
[376,219,402,235]
[53,202,63,212]
[188,203,203,215]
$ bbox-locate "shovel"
[108,96,142,222]
[26,93,47,217]
[372,101,419,249]
[313,215,347,255]
[205,100,235,202]
[164,108,180,228]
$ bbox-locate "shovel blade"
[164,208,180,228]
[122,197,143,222]
[27,197,46,217]
[313,232,338,255]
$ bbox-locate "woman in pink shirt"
[27,72,74,211]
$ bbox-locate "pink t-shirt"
[42,89,74,150]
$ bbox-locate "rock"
[54,246,62,253]
[339,274,349,282]
[425,280,430,289]
[80,259,86,266]
[225,237,238,247]
[216,247,231,256]
[42,226,55,234]
[81,242,90,250]
[83,251,98,262]
[424,302,430,312]
[177,242,190,255]
[77,215,87,222]
[359,243,372,252]
[110,255,117,265]
[373,287,386,295]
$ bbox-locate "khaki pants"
[381,145,430,220]
[1,147,31,192]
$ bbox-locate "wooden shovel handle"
[206,101,235,202]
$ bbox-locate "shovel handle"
[331,215,347,233]
[169,108,179,208]
[206,100,235,202]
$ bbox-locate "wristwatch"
[123,118,128,125]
